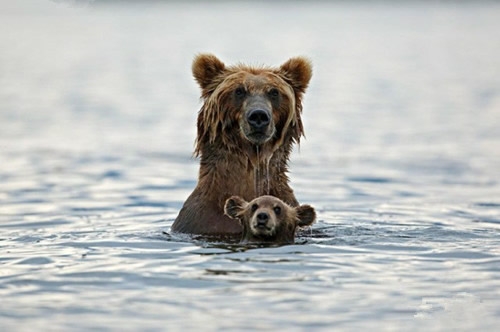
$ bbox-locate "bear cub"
[224,195,316,244]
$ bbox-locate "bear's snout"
[256,211,269,227]
[241,95,275,145]
[247,109,271,130]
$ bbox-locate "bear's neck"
[197,141,292,207]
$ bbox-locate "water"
[1,1,500,330]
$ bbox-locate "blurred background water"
[1,0,500,331]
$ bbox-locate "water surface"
[1,1,500,331]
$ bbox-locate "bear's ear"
[296,204,316,227]
[278,57,312,95]
[192,53,226,92]
[224,196,248,220]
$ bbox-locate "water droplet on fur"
[254,145,261,196]
[253,146,272,196]
[265,155,271,195]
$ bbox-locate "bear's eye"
[273,206,281,215]
[268,88,280,99]
[251,204,258,212]
[234,87,246,98]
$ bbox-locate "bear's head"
[192,54,312,156]
[224,195,316,244]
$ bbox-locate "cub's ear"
[296,204,316,227]
[278,57,312,95]
[224,196,248,220]
[192,53,226,92]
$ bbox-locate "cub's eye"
[251,204,258,212]
[235,87,246,98]
[273,206,281,215]
[269,88,280,99]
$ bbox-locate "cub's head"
[192,54,312,155]
[224,195,316,244]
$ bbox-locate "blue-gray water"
[1,1,500,331]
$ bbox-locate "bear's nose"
[256,212,269,226]
[247,109,270,129]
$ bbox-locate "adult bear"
[171,54,312,237]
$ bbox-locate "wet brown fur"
[171,54,312,236]
[224,195,316,244]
